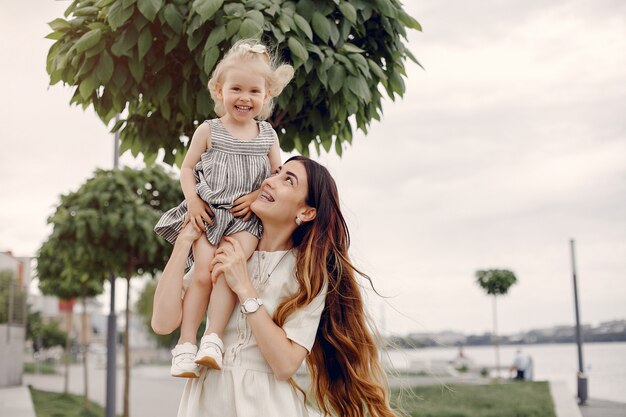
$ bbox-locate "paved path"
[579,398,626,417]
[0,385,37,417]
[24,363,185,417]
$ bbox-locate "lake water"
[383,342,626,403]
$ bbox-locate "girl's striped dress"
[154,118,274,268]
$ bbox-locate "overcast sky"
[1,0,624,336]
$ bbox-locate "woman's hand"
[179,220,204,244]
[230,190,260,221]
[210,236,255,298]
[184,196,214,229]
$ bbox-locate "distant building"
[0,251,32,387]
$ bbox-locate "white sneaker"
[195,333,224,370]
[170,342,199,378]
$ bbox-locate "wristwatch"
[240,298,264,314]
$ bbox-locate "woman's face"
[251,160,309,225]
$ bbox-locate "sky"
[1,0,624,336]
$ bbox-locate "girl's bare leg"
[204,231,258,338]
[177,236,216,345]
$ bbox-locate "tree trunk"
[63,305,73,394]
[123,275,131,417]
[81,297,90,410]
[492,295,501,379]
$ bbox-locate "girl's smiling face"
[215,65,269,123]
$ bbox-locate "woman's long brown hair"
[273,156,397,417]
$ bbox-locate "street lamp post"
[570,239,587,404]
[105,119,120,417]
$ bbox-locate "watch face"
[244,299,259,312]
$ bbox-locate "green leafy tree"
[26,310,68,351]
[46,0,421,163]
[0,270,27,324]
[475,269,518,379]
[135,278,205,348]
[38,165,182,417]
[37,233,105,406]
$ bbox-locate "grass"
[391,381,556,417]
[24,362,58,375]
[28,386,110,417]
[28,381,555,417]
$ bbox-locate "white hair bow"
[240,44,270,62]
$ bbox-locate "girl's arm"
[181,122,214,229]
[211,237,309,381]
[267,130,282,173]
[231,131,281,220]
[151,223,202,334]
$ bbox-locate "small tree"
[37,235,104,406]
[26,310,67,352]
[39,165,181,417]
[45,0,421,163]
[475,269,517,379]
[135,278,205,348]
[0,270,27,325]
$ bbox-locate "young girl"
[155,39,294,378]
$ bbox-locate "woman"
[152,156,397,417]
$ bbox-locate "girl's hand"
[184,196,214,230]
[230,190,260,221]
[210,237,254,296]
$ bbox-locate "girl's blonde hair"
[207,39,294,120]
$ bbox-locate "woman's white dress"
[177,250,326,417]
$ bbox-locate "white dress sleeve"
[281,284,327,353]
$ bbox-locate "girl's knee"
[192,268,213,286]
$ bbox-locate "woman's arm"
[211,237,309,381]
[151,223,202,335]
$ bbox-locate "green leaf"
[137,27,152,60]
[374,0,397,18]
[270,24,285,43]
[293,14,313,41]
[205,25,226,48]
[137,0,162,21]
[108,1,134,30]
[367,59,387,81]
[245,10,264,26]
[287,37,308,63]
[399,10,422,31]
[341,43,364,54]
[337,2,357,24]
[163,4,183,33]
[223,3,245,17]
[164,34,180,54]
[328,64,345,94]
[155,75,172,102]
[346,75,371,101]
[311,12,330,43]
[48,18,71,31]
[203,46,220,74]
[96,51,114,83]
[111,26,138,57]
[79,75,99,99]
[75,29,102,54]
[334,137,343,156]
[226,19,241,38]
[193,0,224,22]
[129,56,145,82]
[239,18,263,39]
